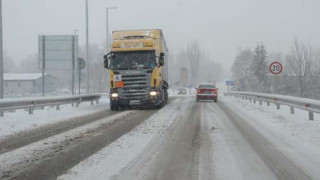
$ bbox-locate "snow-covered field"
[0,97,110,140]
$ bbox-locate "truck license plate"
[129,100,140,105]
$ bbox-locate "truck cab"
[104,29,169,110]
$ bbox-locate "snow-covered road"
[1,95,320,179]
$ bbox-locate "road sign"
[78,58,86,70]
[226,80,234,86]
[269,61,283,75]
[39,35,78,70]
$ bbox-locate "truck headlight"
[150,91,157,96]
[111,93,119,98]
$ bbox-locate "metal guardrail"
[0,94,106,117]
[224,91,320,120]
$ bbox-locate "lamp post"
[0,0,3,99]
[85,0,90,94]
[106,6,117,52]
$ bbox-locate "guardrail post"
[309,111,314,120]
[0,111,3,117]
[267,101,270,106]
[290,106,294,114]
[76,102,80,108]
[259,99,262,105]
[253,98,256,104]
[277,103,280,109]
[249,98,252,102]
[29,107,33,114]
[96,99,99,104]
[56,105,60,110]
[91,101,94,105]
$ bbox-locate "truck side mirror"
[158,52,165,67]
[103,54,109,69]
[159,58,164,66]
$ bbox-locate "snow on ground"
[222,96,320,148]
[222,96,320,179]
[58,97,190,180]
[0,111,133,173]
[0,97,110,140]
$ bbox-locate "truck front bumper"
[110,96,162,108]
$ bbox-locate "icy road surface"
[1,96,320,179]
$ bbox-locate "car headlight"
[111,93,119,98]
[150,91,157,96]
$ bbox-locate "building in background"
[4,73,58,97]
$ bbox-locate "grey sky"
[3,0,320,71]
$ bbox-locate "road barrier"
[0,94,107,117]
[224,91,320,120]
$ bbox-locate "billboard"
[38,35,78,70]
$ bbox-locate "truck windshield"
[110,51,156,70]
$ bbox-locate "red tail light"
[197,89,201,93]
[213,89,217,94]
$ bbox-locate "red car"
[196,83,218,102]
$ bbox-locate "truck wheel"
[110,102,119,111]
[164,89,168,104]
[110,102,115,111]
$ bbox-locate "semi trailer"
[103,29,169,110]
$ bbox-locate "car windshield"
[199,84,215,89]
[110,51,156,70]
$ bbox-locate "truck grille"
[121,74,148,100]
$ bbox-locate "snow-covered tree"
[286,39,314,97]
[250,42,270,92]
[231,48,253,91]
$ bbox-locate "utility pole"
[85,0,90,94]
[0,0,3,99]
[106,7,108,51]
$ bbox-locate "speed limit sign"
[269,62,283,75]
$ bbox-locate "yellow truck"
[103,29,169,110]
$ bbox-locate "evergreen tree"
[251,42,270,92]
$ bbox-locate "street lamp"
[0,0,3,99]
[85,0,90,94]
[106,6,117,52]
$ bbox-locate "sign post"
[39,35,78,96]
[269,61,283,93]
[78,58,86,94]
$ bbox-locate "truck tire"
[110,102,119,111]
[164,89,168,104]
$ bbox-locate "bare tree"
[186,41,201,84]
[286,39,314,97]
[231,48,253,91]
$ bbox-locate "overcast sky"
[4,0,320,71]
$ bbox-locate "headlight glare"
[150,91,157,96]
[111,93,119,98]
